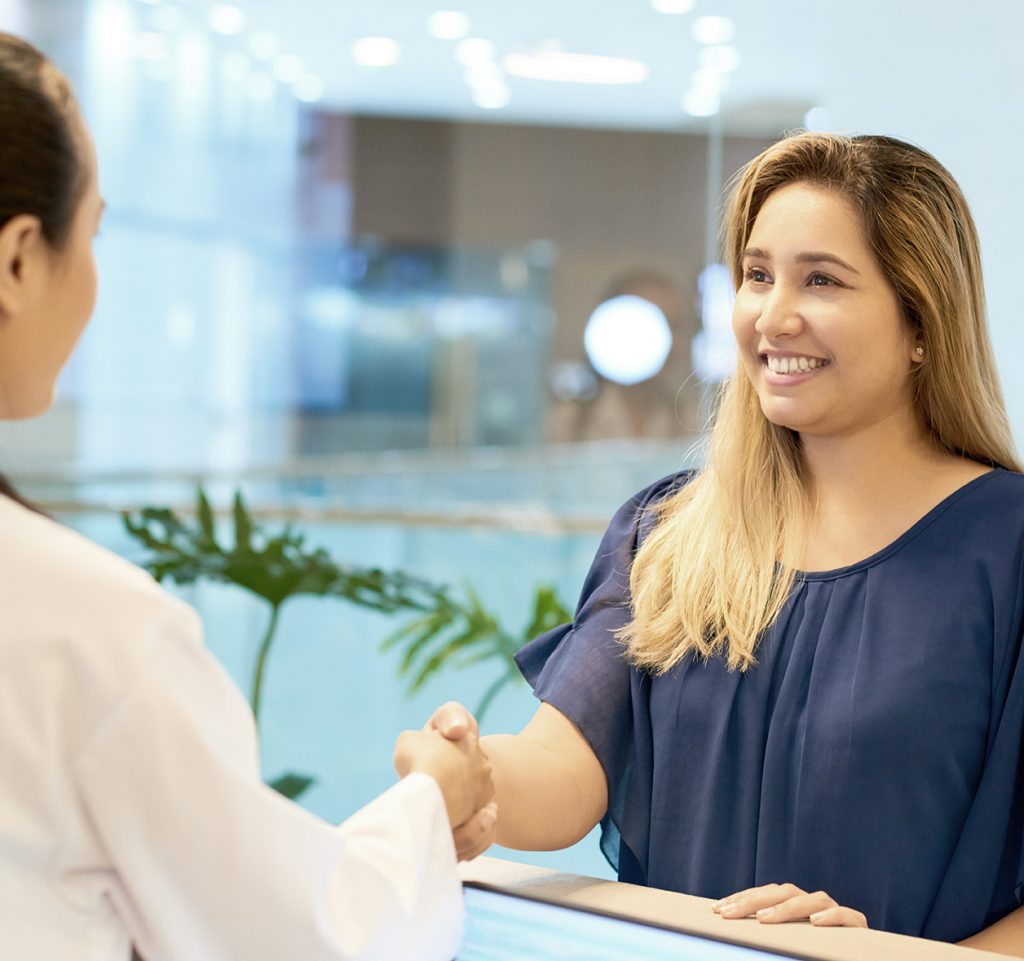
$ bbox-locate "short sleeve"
[514,472,687,870]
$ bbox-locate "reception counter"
[459,858,1015,961]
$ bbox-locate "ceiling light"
[691,16,735,45]
[295,74,326,103]
[473,84,510,109]
[249,31,280,62]
[584,296,672,385]
[352,37,401,68]
[651,0,696,12]
[428,10,470,40]
[456,38,496,65]
[692,67,729,95]
[698,44,740,72]
[804,106,832,131]
[682,88,720,116]
[465,61,504,88]
[274,53,303,83]
[208,4,245,35]
[503,51,649,85]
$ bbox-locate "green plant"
[122,488,570,800]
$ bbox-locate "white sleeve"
[73,607,463,961]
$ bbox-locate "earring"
[914,345,924,357]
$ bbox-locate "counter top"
[459,857,1014,961]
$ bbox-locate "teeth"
[766,355,826,374]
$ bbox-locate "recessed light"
[504,51,648,85]
[651,0,696,13]
[584,296,673,385]
[456,37,496,65]
[464,61,504,89]
[692,67,729,95]
[691,16,735,45]
[698,44,740,72]
[352,37,401,68]
[295,74,326,103]
[428,10,470,40]
[249,31,280,62]
[682,88,720,116]
[473,84,510,109]
[208,4,245,36]
[804,106,832,131]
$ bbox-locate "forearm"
[482,732,606,850]
[959,903,1024,957]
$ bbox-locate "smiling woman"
[419,131,1024,956]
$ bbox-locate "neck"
[799,406,944,512]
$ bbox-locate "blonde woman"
[427,133,1024,954]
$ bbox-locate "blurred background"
[1,0,1020,877]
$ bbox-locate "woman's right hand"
[393,714,494,835]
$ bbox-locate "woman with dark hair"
[0,33,495,961]
[427,131,1024,955]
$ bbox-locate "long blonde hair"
[622,132,1021,674]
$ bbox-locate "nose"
[754,285,804,340]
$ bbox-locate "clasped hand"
[714,883,868,928]
[393,701,496,861]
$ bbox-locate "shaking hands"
[393,701,496,861]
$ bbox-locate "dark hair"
[0,32,83,248]
[0,32,81,511]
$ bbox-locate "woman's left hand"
[713,883,868,928]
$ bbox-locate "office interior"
[1,0,1021,882]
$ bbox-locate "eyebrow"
[742,246,860,275]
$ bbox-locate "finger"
[810,906,868,928]
[430,702,478,740]
[453,804,498,861]
[755,891,837,924]
[715,883,806,918]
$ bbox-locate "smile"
[762,353,829,375]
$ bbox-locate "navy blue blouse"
[516,468,1024,941]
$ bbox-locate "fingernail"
[719,902,741,917]
[810,911,825,923]
[710,900,722,912]
[480,806,497,829]
[757,908,775,920]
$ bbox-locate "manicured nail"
[810,911,826,923]
[719,902,742,917]
[480,804,497,829]
[757,908,775,920]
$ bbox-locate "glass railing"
[17,439,701,879]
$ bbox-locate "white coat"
[0,495,462,960]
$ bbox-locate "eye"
[809,273,839,287]
[744,266,771,284]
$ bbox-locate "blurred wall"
[339,116,771,439]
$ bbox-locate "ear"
[0,214,46,320]
[910,343,925,365]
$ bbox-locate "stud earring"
[914,345,924,357]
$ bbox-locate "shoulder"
[611,469,695,527]
[950,469,1024,531]
[0,495,200,675]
